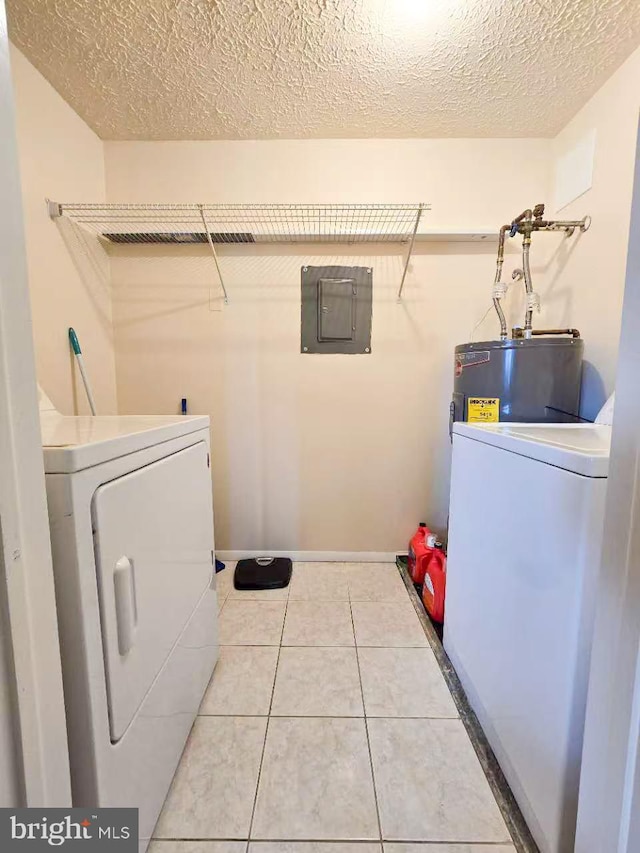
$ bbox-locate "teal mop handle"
[69,327,81,355]
[68,327,97,415]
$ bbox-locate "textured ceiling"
[7,0,640,140]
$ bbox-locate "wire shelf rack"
[49,202,427,243]
[49,201,429,301]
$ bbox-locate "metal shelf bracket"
[47,199,62,219]
[397,203,424,302]
[198,205,229,305]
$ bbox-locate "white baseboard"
[216,550,397,563]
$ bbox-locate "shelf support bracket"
[47,199,62,219]
[397,203,423,302]
[199,205,229,305]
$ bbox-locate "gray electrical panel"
[301,265,372,354]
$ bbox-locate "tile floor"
[151,562,516,853]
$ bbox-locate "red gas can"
[408,523,431,585]
[422,547,447,624]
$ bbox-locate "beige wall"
[11,35,639,553]
[9,45,116,415]
[105,139,553,552]
[11,39,638,552]
[547,46,640,419]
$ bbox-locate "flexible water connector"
[491,224,510,339]
[522,233,534,337]
[492,297,507,340]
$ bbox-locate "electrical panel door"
[301,265,372,354]
[318,278,355,341]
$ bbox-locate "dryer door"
[92,441,214,742]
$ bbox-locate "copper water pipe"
[501,206,542,339]
[530,217,591,235]
[490,204,590,340]
[512,327,581,339]
[511,205,543,225]
[522,209,590,336]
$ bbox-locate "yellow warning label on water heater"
[467,397,500,423]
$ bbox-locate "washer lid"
[41,413,209,472]
[452,422,612,477]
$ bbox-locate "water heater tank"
[451,337,584,427]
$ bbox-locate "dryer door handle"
[113,556,137,656]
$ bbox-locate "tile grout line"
[350,598,385,848]
[197,713,459,719]
[153,839,513,847]
[220,643,430,648]
[151,838,513,853]
[243,584,290,853]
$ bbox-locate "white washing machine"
[41,403,219,851]
[444,422,611,853]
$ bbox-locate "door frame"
[0,2,71,806]
[575,114,640,852]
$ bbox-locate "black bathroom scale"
[234,557,292,590]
